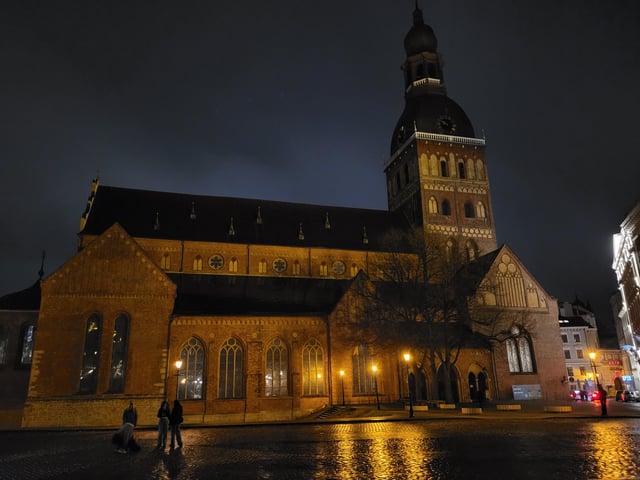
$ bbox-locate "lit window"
[79,314,102,394]
[161,253,171,270]
[20,324,35,366]
[178,337,205,400]
[476,201,486,219]
[506,332,535,373]
[302,339,325,396]
[265,338,288,397]
[350,264,359,277]
[193,256,203,272]
[109,314,129,393]
[258,259,267,274]
[229,257,238,273]
[428,196,438,214]
[576,349,584,359]
[319,263,328,277]
[219,338,244,399]
[352,344,375,394]
[292,261,301,275]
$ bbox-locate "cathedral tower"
[385,4,497,261]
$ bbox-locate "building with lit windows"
[612,202,640,391]
[2,5,569,429]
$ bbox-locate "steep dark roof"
[455,247,502,295]
[170,274,351,316]
[0,281,41,310]
[81,185,409,251]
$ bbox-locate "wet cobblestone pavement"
[1,401,640,479]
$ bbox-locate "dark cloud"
[1,1,639,343]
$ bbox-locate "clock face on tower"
[436,115,457,134]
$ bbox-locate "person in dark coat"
[112,402,139,453]
[598,385,608,416]
[169,400,184,449]
[157,400,171,449]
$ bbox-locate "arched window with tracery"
[229,257,238,273]
[265,338,288,397]
[219,338,244,399]
[506,328,535,373]
[108,313,129,393]
[161,253,171,270]
[178,337,205,400]
[79,314,102,394]
[352,344,375,394]
[302,339,325,396]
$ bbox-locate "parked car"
[615,390,640,402]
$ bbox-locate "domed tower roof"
[390,3,476,154]
[404,4,437,55]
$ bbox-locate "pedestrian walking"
[157,400,171,449]
[599,385,608,416]
[169,399,184,449]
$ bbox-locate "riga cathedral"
[18,5,567,428]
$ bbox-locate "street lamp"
[339,370,345,406]
[372,365,380,410]
[175,360,183,400]
[403,353,414,418]
[589,352,600,387]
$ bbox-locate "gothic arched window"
[440,159,449,177]
[506,332,535,373]
[477,201,487,219]
[79,314,102,394]
[266,338,288,396]
[302,339,325,396]
[108,313,129,393]
[458,161,466,179]
[428,196,438,214]
[178,337,205,400]
[19,324,35,367]
[352,345,375,394]
[219,338,244,399]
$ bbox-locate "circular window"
[332,261,346,275]
[208,254,224,270]
[273,258,287,273]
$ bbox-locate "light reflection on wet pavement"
[1,418,639,479]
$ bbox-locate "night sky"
[1,1,639,343]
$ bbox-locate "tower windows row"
[427,197,487,219]
[421,154,485,180]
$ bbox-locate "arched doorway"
[468,372,477,401]
[437,364,459,403]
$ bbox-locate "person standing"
[599,385,608,416]
[169,399,184,449]
[157,400,171,449]
[114,401,138,453]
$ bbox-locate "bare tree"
[349,228,497,403]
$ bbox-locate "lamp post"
[175,360,183,400]
[372,365,380,410]
[339,370,345,406]
[403,353,414,418]
[588,352,600,387]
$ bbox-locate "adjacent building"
[612,202,640,390]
